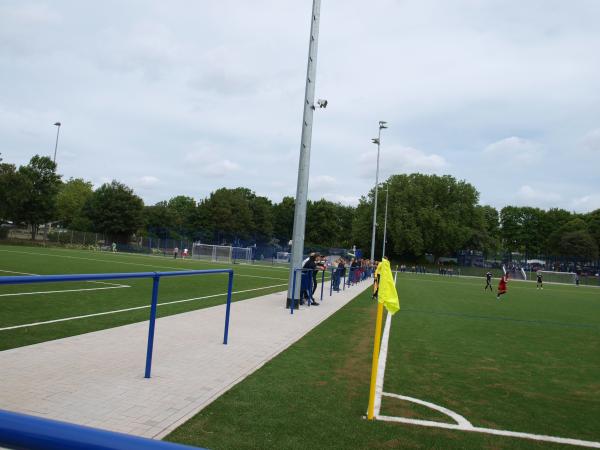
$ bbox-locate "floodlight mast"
[370,121,387,262]
[53,122,61,165]
[286,0,322,308]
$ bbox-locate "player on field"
[484,271,493,291]
[536,271,543,289]
[497,273,509,300]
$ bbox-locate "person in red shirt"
[497,273,509,300]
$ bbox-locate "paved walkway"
[0,279,367,439]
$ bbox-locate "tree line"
[1,155,599,261]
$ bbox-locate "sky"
[1,0,600,212]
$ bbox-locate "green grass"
[0,244,302,351]
[166,273,600,449]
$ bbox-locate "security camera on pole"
[370,121,387,262]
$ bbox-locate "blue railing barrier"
[0,408,204,450]
[0,269,234,378]
[289,268,330,314]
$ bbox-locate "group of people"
[298,254,375,305]
[484,271,510,300]
[173,247,189,259]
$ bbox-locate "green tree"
[584,209,600,250]
[467,205,500,256]
[56,178,94,230]
[202,188,254,243]
[558,230,598,261]
[272,196,295,245]
[167,196,197,238]
[13,155,62,239]
[84,180,144,243]
[143,201,174,239]
[353,174,480,261]
[0,157,28,224]
[248,195,274,244]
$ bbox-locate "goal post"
[538,270,577,285]
[191,243,252,264]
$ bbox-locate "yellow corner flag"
[375,258,400,315]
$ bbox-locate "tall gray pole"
[53,122,61,165]
[369,128,381,262]
[369,121,387,262]
[286,0,321,307]
[382,184,389,258]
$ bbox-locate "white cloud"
[358,145,446,179]
[201,160,241,177]
[184,144,241,177]
[517,185,562,205]
[571,194,600,211]
[310,175,337,190]
[138,176,160,187]
[321,193,360,206]
[483,137,542,164]
[581,128,600,153]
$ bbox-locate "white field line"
[0,249,287,280]
[372,295,600,448]
[376,412,600,448]
[0,283,287,331]
[0,286,129,297]
[0,269,130,297]
[396,271,600,289]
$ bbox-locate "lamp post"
[382,183,389,258]
[52,122,61,165]
[370,121,387,262]
[286,0,322,309]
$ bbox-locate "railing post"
[223,271,234,344]
[144,274,161,379]
[290,269,297,315]
[330,268,333,296]
[320,269,325,301]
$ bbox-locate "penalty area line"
[376,413,600,449]
[0,283,287,331]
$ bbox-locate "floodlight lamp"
[54,122,61,127]
[317,99,328,108]
[371,138,380,144]
[379,121,387,129]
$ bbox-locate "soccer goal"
[538,270,577,285]
[191,243,251,264]
[274,251,291,264]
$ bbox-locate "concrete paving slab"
[0,278,368,439]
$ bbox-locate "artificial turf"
[0,244,295,351]
[166,273,600,449]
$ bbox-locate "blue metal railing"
[0,408,203,450]
[0,269,234,378]
[289,268,328,314]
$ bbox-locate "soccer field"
[0,245,296,351]
[167,272,600,449]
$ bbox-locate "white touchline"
[0,286,129,297]
[372,305,600,448]
[0,269,130,295]
[0,283,287,331]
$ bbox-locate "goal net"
[275,251,290,264]
[538,271,577,285]
[191,243,252,264]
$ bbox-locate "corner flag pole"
[367,301,384,420]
